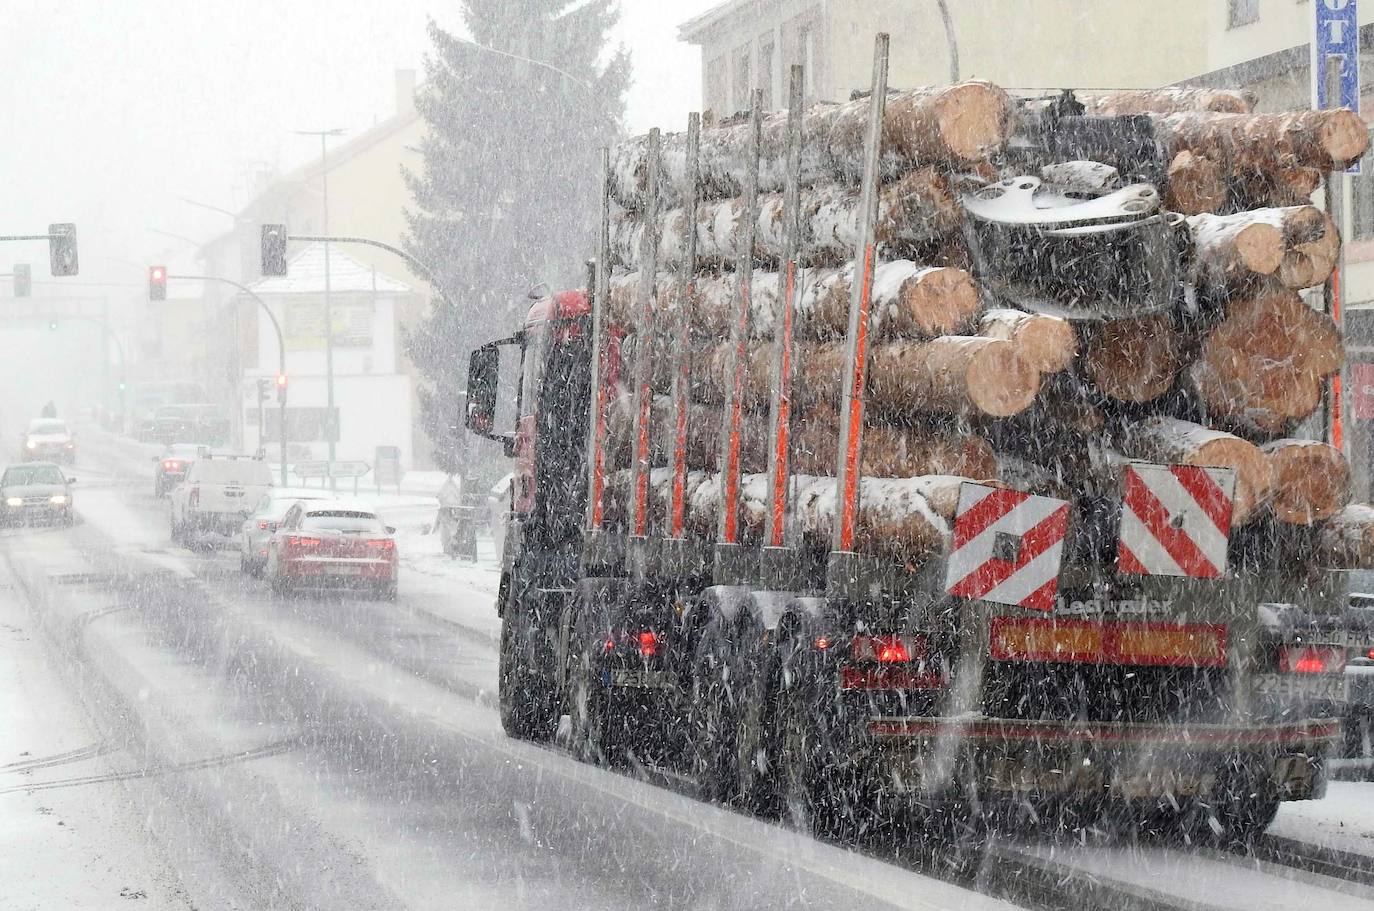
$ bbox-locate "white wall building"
[241,243,416,470]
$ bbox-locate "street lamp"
[293,127,347,489]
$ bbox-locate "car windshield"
[3,465,65,486]
[190,460,272,485]
[301,511,385,533]
[28,420,67,435]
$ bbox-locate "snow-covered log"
[1186,210,1286,290]
[1115,417,1273,526]
[609,169,961,269]
[609,81,1014,210]
[606,261,978,340]
[1261,438,1351,525]
[978,309,1076,374]
[1316,504,1374,569]
[1081,315,1181,403]
[1083,88,1256,116]
[1190,289,1343,436]
[1156,108,1370,175]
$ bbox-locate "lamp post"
[294,127,347,489]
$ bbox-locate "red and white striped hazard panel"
[944,484,1071,612]
[1117,463,1235,579]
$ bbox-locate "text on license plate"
[1252,674,1349,703]
[608,669,673,689]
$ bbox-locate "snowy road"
[4,430,1374,909]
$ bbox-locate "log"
[1116,417,1273,526]
[1261,438,1351,525]
[1186,210,1286,291]
[1275,206,1339,290]
[609,169,961,269]
[1316,504,1374,569]
[1156,108,1370,175]
[1083,88,1256,116]
[1165,151,1226,215]
[1081,315,1181,403]
[1190,289,1343,435]
[978,309,1076,374]
[606,261,979,340]
[609,81,1015,209]
[790,410,999,479]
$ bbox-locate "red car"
[265,500,398,600]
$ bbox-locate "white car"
[21,418,75,464]
[239,487,337,576]
[170,456,273,544]
[265,500,398,600]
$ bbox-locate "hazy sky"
[0,0,721,284]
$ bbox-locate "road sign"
[945,484,1070,612]
[1117,463,1235,579]
[292,459,370,479]
[1314,0,1361,172]
[1354,363,1374,418]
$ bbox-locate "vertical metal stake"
[833,34,890,555]
[629,130,663,540]
[585,149,613,534]
[670,115,701,540]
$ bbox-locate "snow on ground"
[0,556,195,909]
[1272,781,1374,855]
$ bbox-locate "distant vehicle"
[238,487,338,577]
[265,501,398,600]
[0,462,74,526]
[152,443,210,498]
[129,380,207,440]
[20,418,75,464]
[169,455,273,544]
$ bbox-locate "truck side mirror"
[465,333,522,453]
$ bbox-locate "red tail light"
[638,631,658,657]
[367,538,396,554]
[164,460,182,471]
[852,634,926,664]
[188,487,199,507]
[1281,645,1346,674]
[603,630,661,656]
[285,536,321,557]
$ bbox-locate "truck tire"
[498,605,559,743]
[689,616,738,804]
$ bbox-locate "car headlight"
[49,495,68,505]
[5,497,22,507]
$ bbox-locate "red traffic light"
[149,265,167,301]
[275,373,287,388]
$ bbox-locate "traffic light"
[149,265,167,301]
[275,372,288,402]
[48,223,78,277]
[13,264,30,298]
[261,224,288,277]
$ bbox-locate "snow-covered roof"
[247,243,413,296]
[678,1,745,41]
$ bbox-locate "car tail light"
[637,631,658,657]
[1280,645,1346,674]
[367,538,396,555]
[852,634,926,663]
[164,460,182,471]
[285,536,321,557]
[189,487,200,507]
[603,630,661,657]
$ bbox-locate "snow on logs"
[1116,417,1273,526]
[1082,88,1256,116]
[609,81,1015,209]
[609,169,961,269]
[1190,288,1344,436]
[1155,108,1369,176]
[1260,439,1351,526]
[606,261,979,340]
[1186,206,1338,293]
[977,309,1075,375]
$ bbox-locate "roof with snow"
[246,243,413,296]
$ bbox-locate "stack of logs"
[601,81,1374,569]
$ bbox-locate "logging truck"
[464,42,1363,842]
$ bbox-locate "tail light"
[285,535,321,557]
[189,487,200,507]
[1280,645,1346,674]
[367,538,396,555]
[603,630,661,657]
[637,631,658,657]
[164,460,182,471]
[852,634,926,663]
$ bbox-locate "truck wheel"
[498,608,558,743]
[1201,761,1279,846]
[689,619,738,804]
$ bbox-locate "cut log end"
[903,266,980,336]
[1083,315,1181,403]
[965,340,1040,417]
[1320,108,1372,168]
[1263,439,1351,525]
[929,81,1014,162]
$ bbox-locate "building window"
[1353,133,1374,240]
[1228,0,1259,28]
[705,56,726,116]
[758,38,775,109]
[733,47,752,112]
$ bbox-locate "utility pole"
[295,127,346,489]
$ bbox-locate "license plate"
[1252,673,1349,703]
[609,669,674,689]
[333,564,365,576]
